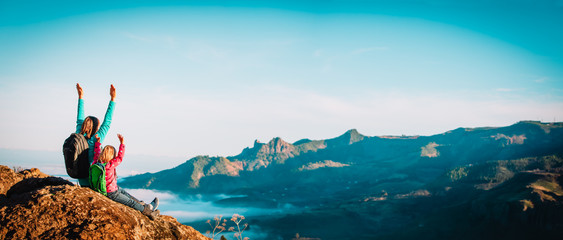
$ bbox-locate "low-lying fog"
[124,188,289,222]
[125,188,289,239]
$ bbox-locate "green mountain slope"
[254,155,563,239]
[121,121,563,198]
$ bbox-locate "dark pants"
[107,187,144,212]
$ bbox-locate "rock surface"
[0,165,210,240]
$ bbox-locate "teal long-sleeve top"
[75,98,116,165]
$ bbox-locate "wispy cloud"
[534,77,549,83]
[181,41,230,64]
[496,88,527,93]
[313,49,323,57]
[124,86,563,154]
[351,47,388,55]
[122,32,152,43]
[163,36,178,49]
[496,88,517,92]
[311,49,336,73]
[122,32,177,49]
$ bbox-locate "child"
[93,133,160,219]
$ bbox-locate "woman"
[75,83,116,187]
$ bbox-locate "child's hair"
[99,145,116,164]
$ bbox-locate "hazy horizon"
[3,122,541,176]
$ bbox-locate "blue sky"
[1,1,563,166]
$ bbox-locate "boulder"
[0,165,210,240]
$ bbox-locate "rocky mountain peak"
[253,139,262,147]
[242,137,295,156]
[327,129,366,146]
[347,128,360,135]
[265,137,294,153]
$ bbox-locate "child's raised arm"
[117,134,124,145]
[116,134,125,161]
[106,134,125,169]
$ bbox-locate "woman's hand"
[110,84,116,101]
[95,134,101,143]
[117,134,124,144]
[76,83,84,99]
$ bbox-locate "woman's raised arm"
[75,83,85,133]
[110,84,116,101]
[96,84,116,142]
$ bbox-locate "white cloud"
[123,188,177,203]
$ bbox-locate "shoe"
[150,197,159,211]
[142,205,159,220]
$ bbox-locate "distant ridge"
[122,121,563,194]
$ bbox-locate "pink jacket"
[93,142,125,193]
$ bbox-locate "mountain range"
[121,121,563,239]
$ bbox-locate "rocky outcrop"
[325,129,366,146]
[0,165,210,240]
[237,137,298,170]
[0,166,49,196]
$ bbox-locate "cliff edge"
[0,165,210,240]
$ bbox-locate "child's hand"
[95,134,100,143]
[117,134,124,144]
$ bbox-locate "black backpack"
[63,133,90,178]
